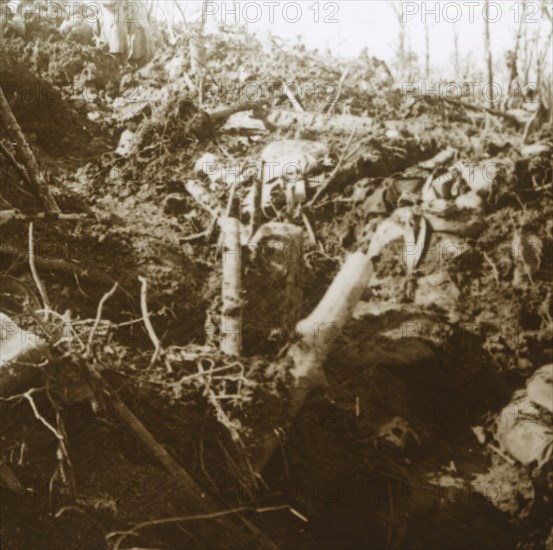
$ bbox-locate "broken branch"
[0,87,60,213]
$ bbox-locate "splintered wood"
[250,252,374,471]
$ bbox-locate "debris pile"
[1,8,552,550]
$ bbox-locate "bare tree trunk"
[389,1,406,78]
[484,0,494,108]
[522,25,535,86]
[0,87,60,214]
[503,1,526,110]
[453,24,460,77]
[542,0,553,122]
[425,22,430,79]
[190,0,208,104]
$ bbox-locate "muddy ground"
[1,20,552,550]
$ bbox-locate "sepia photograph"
[1,1,552,548]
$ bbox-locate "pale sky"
[158,1,552,75]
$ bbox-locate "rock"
[115,129,135,157]
[415,272,461,322]
[260,139,331,185]
[521,143,552,157]
[455,191,483,211]
[527,364,553,413]
[222,112,268,133]
[497,397,553,466]
[0,313,48,397]
[194,153,238,187]
[195,153,220,176]
[87,111,101,122]
[502,418,553,466]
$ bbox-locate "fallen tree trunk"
[263,109,374,134]
[208,100,374,134]
[0,87,60,214]
[421,92,524,127]
[250,251,373,471]
[1,243,116,286]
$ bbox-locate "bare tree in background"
[453,24,460,78]
[389,1,407,78]
[424,21,430,79]
[541,0,553,122]
[503,1,526,110]
[484,0,494,108]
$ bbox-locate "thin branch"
[138,276,161,365]
[86,282,119,357]
[28,222,51,317]
[106,505,305,550]
[307,128,356,207]
[24,390,63,440]
[326,66,350,115]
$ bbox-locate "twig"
[28,223,51,318]
[282,82,304,113]
[106,505,304,550]
[22,389,63,440]
[326,66,350,115]
[86,282,119,357]
[170,362,244,386]
[489,443,516,466]
[482,251,500,284]
[138,276,161,365]
[307,128,356,207]
[180,216,218,243]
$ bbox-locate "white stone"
[455,191,483,211]
[527,364,553,413]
